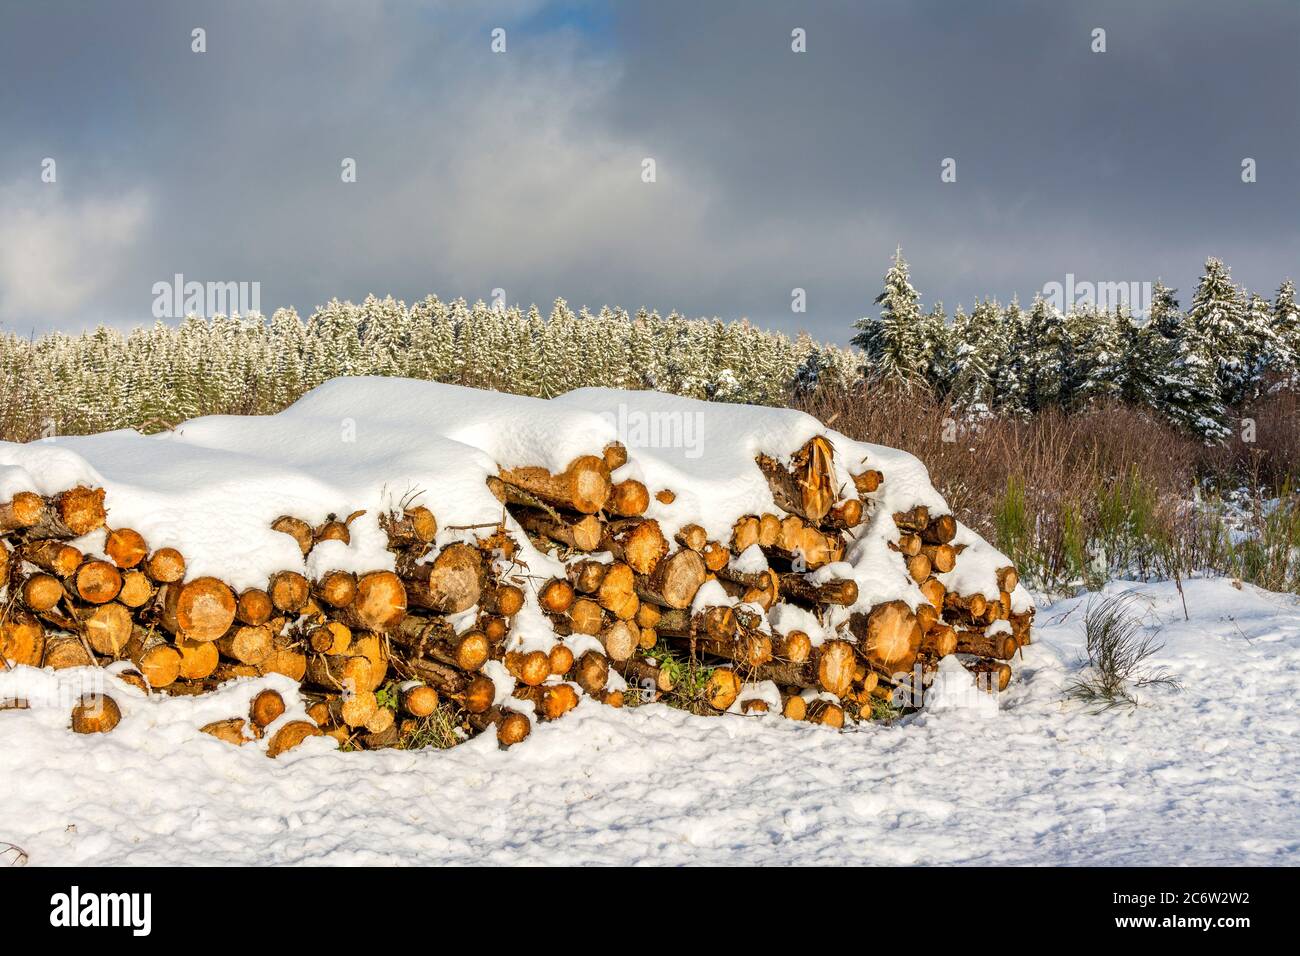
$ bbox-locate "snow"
[2,577,1296,865]
[0,376,1018,651]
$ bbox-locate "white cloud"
[0,183,150,321]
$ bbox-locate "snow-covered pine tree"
[1240,292,1279,399]
[1271,279,1300,383]
[916,301,953,394]
[1067,305,1122,406]
[1112,305,1158,408]
[1012,296,1063,413]
[852,248,926,386]
[1186,257,1250,406]
[989,297,1025,410]
[949,301,998,411]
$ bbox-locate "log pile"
[1,423,1032,755]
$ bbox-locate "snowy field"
[2,576,1296,866]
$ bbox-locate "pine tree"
[989,298,1024,410]
[1186,258,1249,406]
[852,248,926,386]
[950,301,998,411]
[916,301,953,394]
[1271,279,1300,382]
[1240,292,1279,400]
[1112,306,1157,407]
[1013,296,1063,413]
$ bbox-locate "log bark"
[601,518,668,576]
[27,487,107,539]
[513,507,603,552]
[778,573,858,606]
[920,514,957,545]
[22,540,82,577]
[392,615,490,672]
[654,605,737,642]
[480,581,525,617]
[892,505,930,533]
[0,491,44,533]
[125,628,180,688]
[962,658,1013,692]
[635,549,706,609]
[614,657,674,692]
[498,455,611,514]
[754,436,836,524]
[402,657,496,713]
[955,630,1018,661]
[380,505,438,549]
[271,515,314,555]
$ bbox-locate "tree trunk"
[849,600,922,673]
[778,573,858,606]
[498,454,611,514]
[104,527,149,569]
[635,549,706,609]
[601,518,668,575]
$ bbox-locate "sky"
[1,0,1297,344]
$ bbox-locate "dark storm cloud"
[0,0,1296,342]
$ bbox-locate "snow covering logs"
[0,380,1033,755]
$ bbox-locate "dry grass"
[794,381,1300,595]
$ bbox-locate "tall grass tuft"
[1067,593,1181,711]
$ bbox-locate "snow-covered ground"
[2,577,1296,866]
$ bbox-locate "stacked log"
[1,427,1032,756]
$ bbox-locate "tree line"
[853,252,1300,438]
